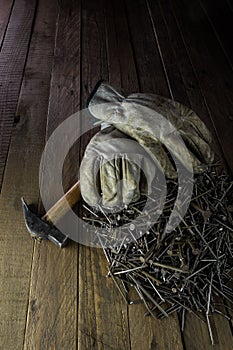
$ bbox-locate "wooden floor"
[0,0,233,349]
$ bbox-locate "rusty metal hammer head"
[21,197,69,248]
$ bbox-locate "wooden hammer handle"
[42,180,81,224]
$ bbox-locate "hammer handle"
[42,180,81,224]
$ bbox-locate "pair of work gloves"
[80,81,214,209]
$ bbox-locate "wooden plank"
[154,0,225,162]
[183,312,233,350]
[125,0,169,96]
[0,1,58,349]
[158,0,233,348]
[23,1,81,349]
[77,1,132,349]
[78,246,131,350]
[199,0,233,72]
[0,0,37,191]
[105,0,138,91]
[146,0,190,107]
[0,0,14,49]
[170,0,233,172]
[44,0,82,198]
[123,1,185,349]
[79,0,108,153]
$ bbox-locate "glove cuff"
[86,79,105,108]
[87,81,125,114]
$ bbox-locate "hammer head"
[21,197,69,248]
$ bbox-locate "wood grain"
[200,0,233,70]
[157,0,224,162]
[78,1,131,349]
[182,312,233,350]
[158,0,233,347]
[0,0,57,349]
[146,0,190,107]
[105,0,138,91]
[24,1,81,349]
[125,0,169,96]
[0,0,14,49]
[170,0,233,172]
[119,1,184,349]
[0,0,37,191]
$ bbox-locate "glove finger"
[175,101,213,144]
[113,123,196,177]
[88,82,213,149]
[105,124,177,178]
[87,82,213,176]
[100,156,121,208]
[189,116,212,144]
[122,155,141,205]
[181,130,214,165]
[162,103,214,169]
[142,140,178,179]
[80,156,101,206]
[140,156,155,195]
[127,94,213,148]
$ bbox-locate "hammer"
[21,180,81,248]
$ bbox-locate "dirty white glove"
[87,81,214,179]
[80,126,155,208]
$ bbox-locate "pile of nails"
[81,164,233,344]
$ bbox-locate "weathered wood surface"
[0,0,233,349]
[170,0,233,173]
[156,0,224,162]
[0,0,37,191]
[159,1,233,348]
[0,0,14,49]
[124,1,184,349]
[78,1,132,349]
[200,0,233,70]
[0,0,57,349]
[24,1,80,349]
